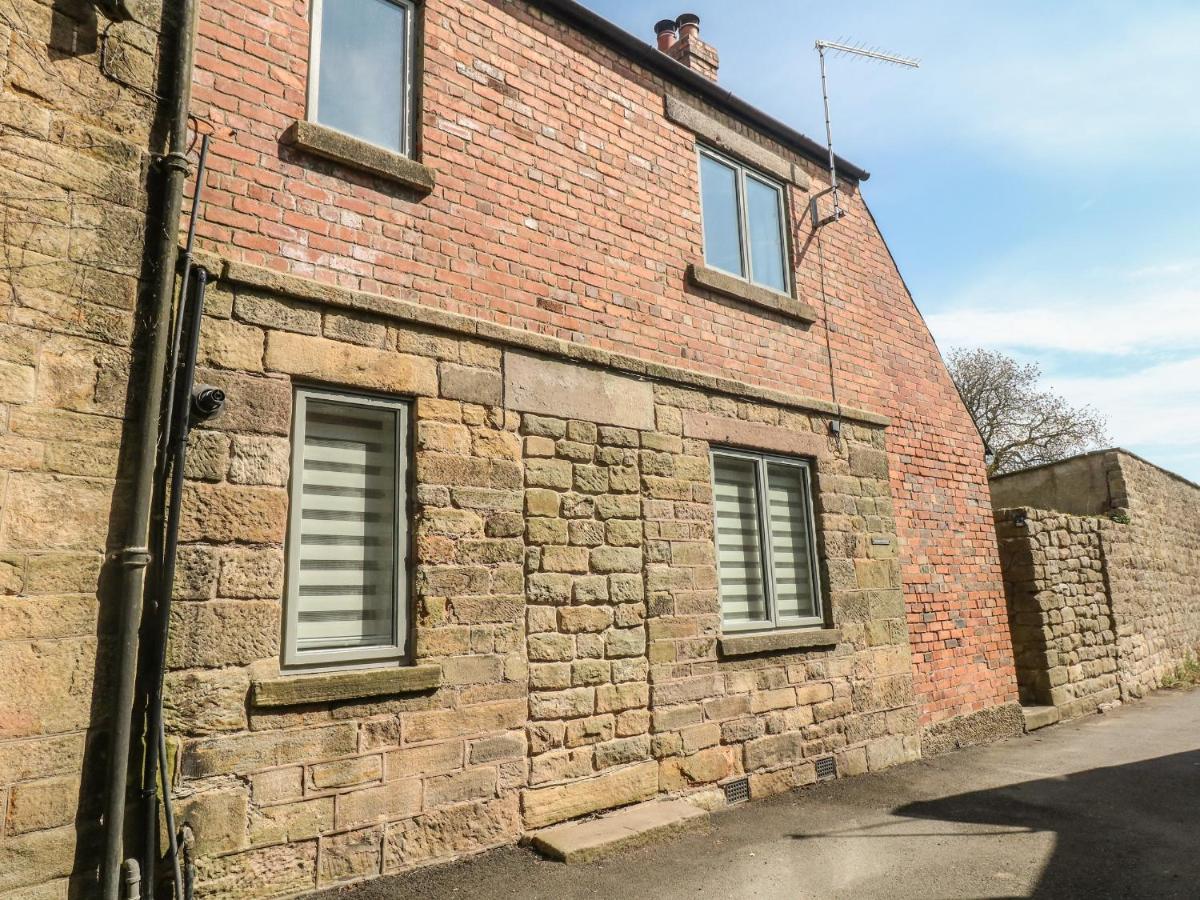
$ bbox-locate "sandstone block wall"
[994,510,1120,718]
[153,279,923,896]
[0,0,161,894]
[993,450,1200,718]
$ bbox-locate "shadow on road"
[890,749,1200,898]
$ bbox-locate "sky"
[581,0,1200,482]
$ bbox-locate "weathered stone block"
[163,667,250,735]
[440,364,502,405]
[178,483,287,544]
[167,601,279,669]
[424,767,497,807]
[319,826,384,886]
[335,779,422,829]
[384,797,519,868]
[265,333,438,395]
[227,435,290,485]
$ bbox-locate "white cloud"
[926,288,1200,356]
[1053,356,1200,482]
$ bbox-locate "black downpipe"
[142,266,211,898]
[101,0,200,895]
[141,133,210,900]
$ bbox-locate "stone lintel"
[283,120,435,194]
[718,628,842,657]
[664,95,810,190]
[251,664,442,708]
[687,264,818,326]
[503,351,655,430]
[684,411,841,458]
[210,256,890,428]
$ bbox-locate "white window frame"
[697,145,792,294]
[711,448,824,632]
[283,386,411,670]
[306,0,418,157]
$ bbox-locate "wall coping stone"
[283,120,436,194]
[686,264,818,325]
[196,253,890,428]
[664,95,811,190]
[251,664,442,707]
[718,628,841,657]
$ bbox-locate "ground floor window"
[284,387,410,668]
[711,449,822,631]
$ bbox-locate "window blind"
[294,396,401,654]
[712,454,768,624]
[765,462,818,620]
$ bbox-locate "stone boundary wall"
[994,509,1120,718]
[993,449,1200,719]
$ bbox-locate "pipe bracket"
[117,547,152,569]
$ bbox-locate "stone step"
[1022,705,1061,732]
[528,798,708,864]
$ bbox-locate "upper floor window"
[309,0,416,155]
[284,387,410,668]
[698,147,789,294]
[711,449,822,631]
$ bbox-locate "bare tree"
[947,347,1110,476]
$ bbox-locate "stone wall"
[0,0,161,894]
[994,509,1120,718]
[154,272,922,896]
[1105,453,1200,698]
[993,450,1200,719]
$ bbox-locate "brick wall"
[186,0,1016,732]
[994,449,1200,718]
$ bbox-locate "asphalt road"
[315,687,1200,900]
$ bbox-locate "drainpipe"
[101,0,200,896]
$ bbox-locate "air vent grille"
[722,776,750,804]
[816,755,837,781]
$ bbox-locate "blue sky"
[581,1,1200,481]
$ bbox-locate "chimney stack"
[657,13,719,81]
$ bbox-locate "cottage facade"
[0,0,1020,896]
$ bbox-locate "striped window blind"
[286,389,408,665]
[713,454,769,624]
[712,450,822,630]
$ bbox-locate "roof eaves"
[524,0,870,182]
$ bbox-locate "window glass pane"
[296,398,398,652]
[712,455,768,624]
[317,0,408,152]
[700,154,744,277]
[765,462,818,620]
[745,176,787,291]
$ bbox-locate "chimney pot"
[654,18,678,52]
[676,13,700,41]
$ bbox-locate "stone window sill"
[283,120,436,194]
[718,627,841,657]
[687,264,818,324]
[251,664,441,708]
